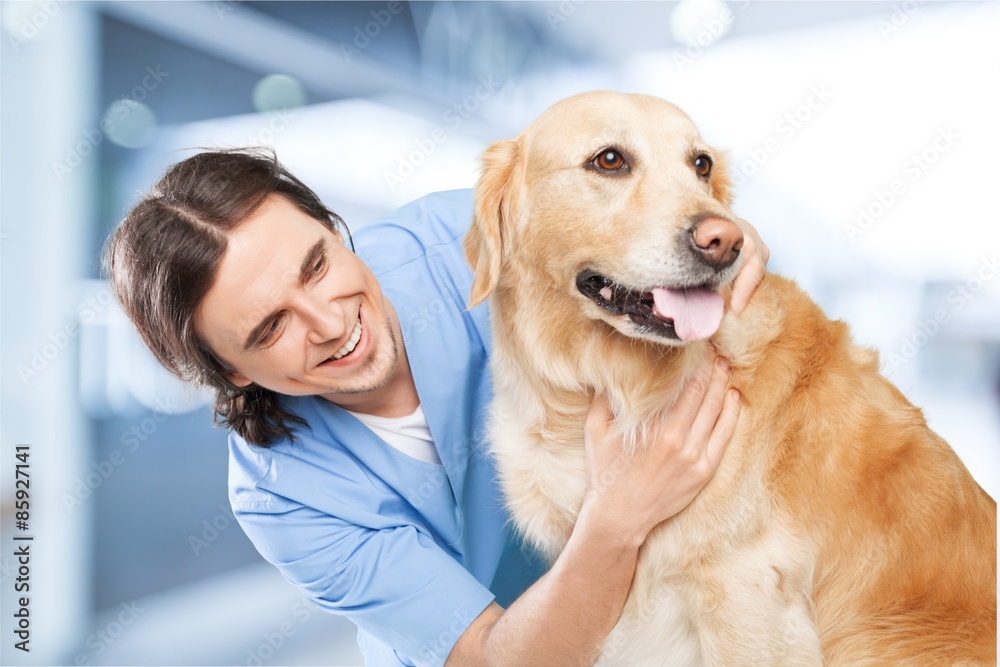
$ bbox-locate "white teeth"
[331,319,362,360]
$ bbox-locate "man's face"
[195,194,400,402]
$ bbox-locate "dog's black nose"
[690,217,743,270]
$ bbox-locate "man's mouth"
[575,269,724,342]
[328,317,363,362]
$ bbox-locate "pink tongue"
[651,287,724,341]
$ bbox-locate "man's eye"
[311,255,327,278]
[259,316,284,347]
[592,149,628,172]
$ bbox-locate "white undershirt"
[345,404,442,465]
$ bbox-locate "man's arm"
[447,354,740,666]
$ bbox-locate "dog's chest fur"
[486,278,825,665]
[490,397,821,665]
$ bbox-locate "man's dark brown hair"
[104,148,348,446]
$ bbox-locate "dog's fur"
[465,91,996,666]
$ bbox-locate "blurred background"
[2,1,998,665]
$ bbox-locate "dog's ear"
[466,139,521,308]
[709,151,734,208]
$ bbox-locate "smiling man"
[105,148,766,666]
[195,194,414,415]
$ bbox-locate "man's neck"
[331,354,419,418]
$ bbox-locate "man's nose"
[301,294,346,344]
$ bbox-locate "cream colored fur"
[466,91,997,666]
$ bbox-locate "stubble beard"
[332,311,400,396]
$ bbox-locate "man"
[106,148,767,666]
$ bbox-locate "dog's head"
[466,91,743,348]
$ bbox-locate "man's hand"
[730,216,770,315]
[582,354,740,546]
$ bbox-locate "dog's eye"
[693,153,713,177]
[593,149,627,172]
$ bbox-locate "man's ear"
[466,139,521,308]
[225,370,254,388]
[709,150,734,208]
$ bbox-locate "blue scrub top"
[228,189,547,667]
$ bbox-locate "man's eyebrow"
[298,238,326,280]
[242,238,326,351]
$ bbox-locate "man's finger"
[686,357,732,449]
[736,216,770,265]
[585,393,612,448]
[705,388,741,468]
[730,217,769,316]
[730,253,765,315]
[665,356,717,436]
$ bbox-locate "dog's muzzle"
[576,270,725,341]
[576,270,679,339]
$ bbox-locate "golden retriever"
[465,91,996,666]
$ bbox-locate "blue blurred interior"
[2,2,998,665]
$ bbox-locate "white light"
[103,99,158,149]
[670,0,732,48]
[253,74,307,113]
